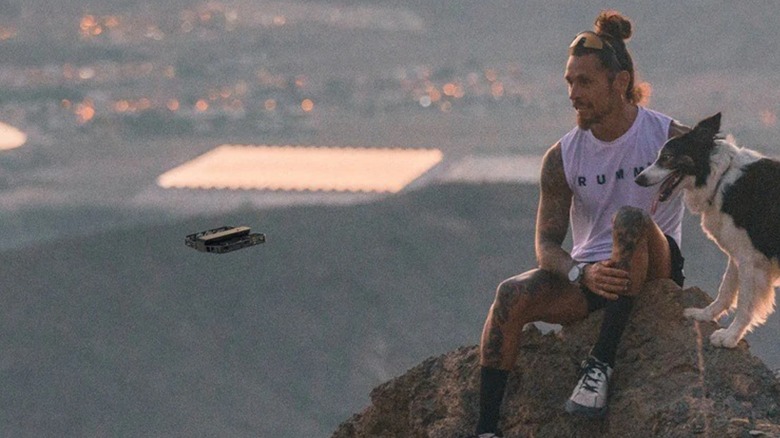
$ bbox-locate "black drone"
[185,226,265,254]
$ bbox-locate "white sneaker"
[564,356,613,418]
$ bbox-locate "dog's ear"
[693,113,722,139]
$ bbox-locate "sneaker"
[564,355,613,418]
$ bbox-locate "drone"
[185,226,265,254]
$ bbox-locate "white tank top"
[560,107,684,262]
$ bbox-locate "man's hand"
[581,260,631,300]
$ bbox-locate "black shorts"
[583,234,685,313]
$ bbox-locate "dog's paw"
[710,328,741,348]
[683,307,714,321]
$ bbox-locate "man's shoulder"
[640,106,670,117]
[640,107,691,139]
[543,141,563,163]
[639,106,674,125]
[541,142,568,188]
[638,106,681,141]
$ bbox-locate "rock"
[332,280,780,437]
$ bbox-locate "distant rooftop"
[438,155,541,184]
[157,145,443,193]
[0,121,26,150]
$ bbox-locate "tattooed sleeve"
[535,142,574,275]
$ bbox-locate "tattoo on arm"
[535,143,574,274]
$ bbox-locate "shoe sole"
[564,399,608,418]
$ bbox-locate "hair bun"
[594,10,632,40]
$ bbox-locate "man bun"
[594,10,633,41]
[591,10,649,105]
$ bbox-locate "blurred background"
[1,0,779,436]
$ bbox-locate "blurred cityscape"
[0,1,777,160]
[0,2,550,144]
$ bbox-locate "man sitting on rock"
[471,10,686,437]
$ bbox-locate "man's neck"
[590,104,639,142]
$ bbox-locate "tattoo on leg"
[612,207,649,270]
[483,281,523,365]
[483,328,504,365]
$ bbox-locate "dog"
[635,112,780,348]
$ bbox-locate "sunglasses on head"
[568,31,623,68]
[569,31,615,54]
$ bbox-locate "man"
[471,11,687,438]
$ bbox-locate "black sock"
[590,295,635,368]
[475,366,509,434]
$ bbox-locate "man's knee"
[613,206,652,231]
[491,270,589,326]
[492,270,553,316]
[493,277,526,316]
[612,206,652,248]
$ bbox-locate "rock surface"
[332,280,780,437]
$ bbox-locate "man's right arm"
[535,142,575,276]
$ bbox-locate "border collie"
[636,113,780,348]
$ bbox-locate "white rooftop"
[157,145,444,193]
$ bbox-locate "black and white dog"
[636,113,780,348]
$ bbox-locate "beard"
[575,106,602,130]
[574,85,622,130]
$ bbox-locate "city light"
[166,99,180,111]
[114,100,130,112]
[760,110,777,127]
[273,16,287,26]
[195,99,209,112]
[491,82,505,98]
[442,83,456,96]
[0,26,17,40]
[75,101,96,124]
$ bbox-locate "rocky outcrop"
[333,280,780,437]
